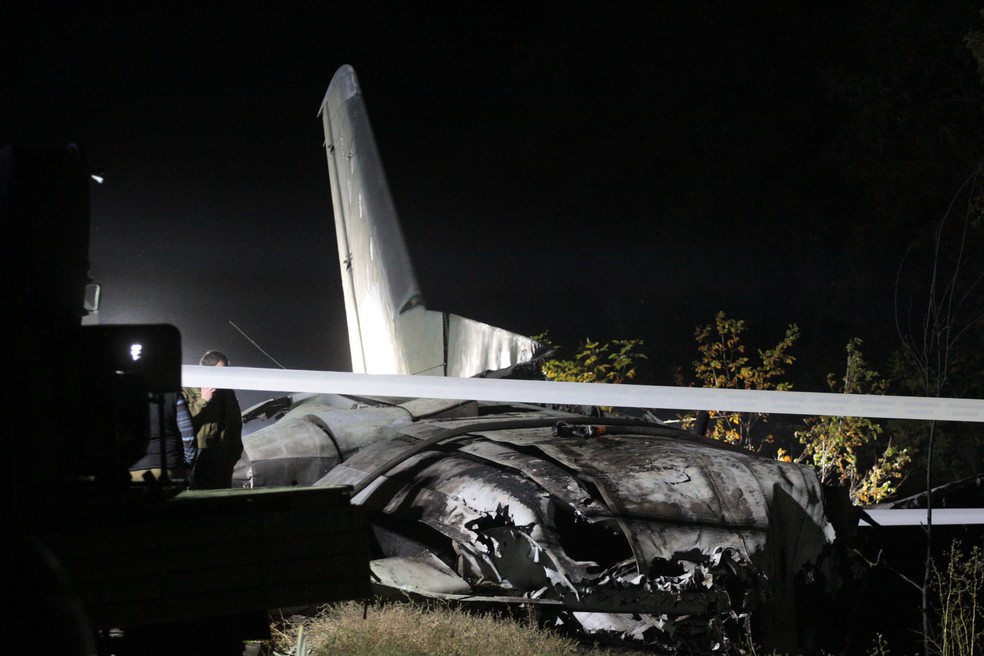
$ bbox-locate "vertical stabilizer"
[319,65,540,377]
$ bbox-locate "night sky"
[4,3,982,406]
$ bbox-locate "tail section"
[319,65,541,377]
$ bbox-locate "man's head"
[200,350,229,367]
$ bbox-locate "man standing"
[183,350,243,489]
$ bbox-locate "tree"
[535,335,648,413]
[894,163,984,656]
[795,338,910,505]
[683,312,799,451]
[539,337,647,385]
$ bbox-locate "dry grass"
[270,600,622,656]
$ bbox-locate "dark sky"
[4,3,982,404]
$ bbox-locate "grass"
[268,600,624,656]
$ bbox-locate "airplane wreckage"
[183,66,978,653]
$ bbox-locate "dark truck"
[2,144,369,655]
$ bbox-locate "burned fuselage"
[240,393,833,652]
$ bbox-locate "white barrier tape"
[862,509,984,526]
[182,365,984,423]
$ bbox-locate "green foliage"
[929,541,984,656]
[685,312,799,451]
[537,334,647,386]
[534,334,647,414]
[796,339,911,505]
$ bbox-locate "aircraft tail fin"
[319,65,541,377]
